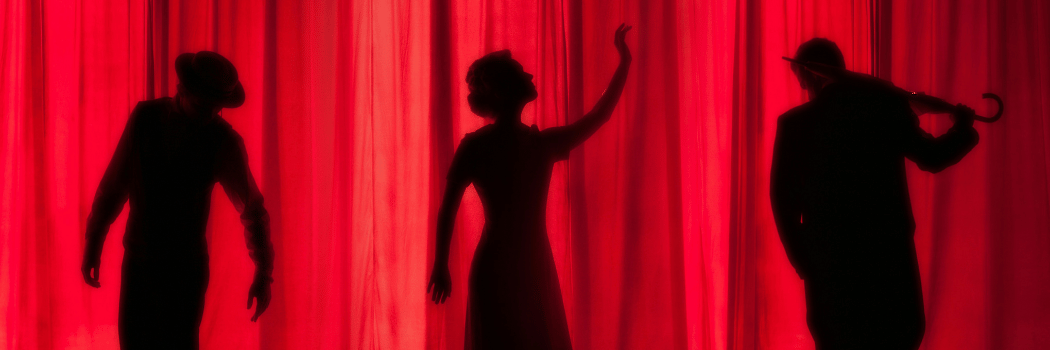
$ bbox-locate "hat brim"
[174,52,246,108]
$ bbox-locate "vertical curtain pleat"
[1,0,1048,349]
[881,1,1050,349]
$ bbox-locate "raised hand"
[615,23,633,63]
[247,273,272,322]
[427,262,452,304]
[539,23,634,152]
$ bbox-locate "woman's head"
[466,50,538,119]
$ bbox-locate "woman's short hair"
[466,50,519,117]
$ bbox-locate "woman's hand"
[615,23,633,64]
[427,262,452,304]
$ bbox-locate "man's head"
[175,51,245,111]
[792,38,846,96]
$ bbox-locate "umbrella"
[782,56,1003,123]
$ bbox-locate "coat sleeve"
[770,114,809,279]
[218,131,274,281]
[900,100,980,173]
[84,103,141,258]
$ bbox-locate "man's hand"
[247,274,272,322]
[427,262,452,304]
[614,23,633,64]
[951,103,976,128]
[82,253,102,288]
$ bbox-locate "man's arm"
[903,104,980,173]
[82,107,139,288]
[218,132,273,322]
[770,117,808,279]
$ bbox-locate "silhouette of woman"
[428,24,632,350]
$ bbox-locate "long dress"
[85,98,272,349]
[447,123,573,350]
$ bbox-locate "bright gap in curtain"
[1,0,1048,350]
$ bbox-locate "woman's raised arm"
[543,24,633,155]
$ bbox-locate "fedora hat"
[175,51,245,108]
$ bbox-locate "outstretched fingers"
[614,23,633,62]
[428,277,436,303]
[438,287,449,304]
[615,23,632,40]
[428,266,452,304]
[430,285,449,304]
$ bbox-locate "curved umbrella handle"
[974,93,1004,123]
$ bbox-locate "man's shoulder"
[210,118,242,144]
[778,102,817,125]
[123,98,173,130]
[134,97,174,114]
[824,81,911,111]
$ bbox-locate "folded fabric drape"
[2,0,1047,349]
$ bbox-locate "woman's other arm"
[428,139,473,304]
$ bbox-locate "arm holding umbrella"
[782,56,1003,123]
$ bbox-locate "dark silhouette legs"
[804,238,925,350]
[118,250,209,350]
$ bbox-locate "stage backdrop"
[2,0,1048,349]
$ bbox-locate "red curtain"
[877,1,1050,349]
[727,1,873,349]
[2,0,1048,350]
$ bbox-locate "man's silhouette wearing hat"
[770,39,979,350]
[81,51,273,349]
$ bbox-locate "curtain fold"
[878,1,1050,349]
[727,1,871,349]
[1,0,1048,349]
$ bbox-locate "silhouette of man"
[81,51,273,349]
[770,38,979,350]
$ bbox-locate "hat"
[175,51,245,108]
